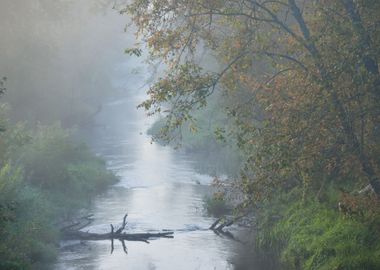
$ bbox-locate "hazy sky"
[0,0,145,124]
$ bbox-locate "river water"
[54,92,239,270]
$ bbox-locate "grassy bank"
[0,123,117,269]
[254,193,380,270]
[149,106,380,270]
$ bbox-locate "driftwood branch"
[61,213,174,243]
[63,230,174,241]
[209,218,222,230]
[115,213,128,234]
[209,213,250,244]
[210,213,248,232]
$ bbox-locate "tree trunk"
[287,0,380,196]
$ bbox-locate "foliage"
[0,77,7,132]
[0,76,6,97]
[203,192,232,218]
[256,199,380,270]
[0,122,117,269]
[126,0,380,198]
[22,124,117,214]
[0,164,58,270]
[125,0,380,268]
[148,93,242,176]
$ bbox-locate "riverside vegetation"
[0,114,117,269]
[1,0,380,269]
[0,2,123,268]
[125,0,380,269]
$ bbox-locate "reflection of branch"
[62,213,174,243]
[210,213,249,244]
[120,239,128,254]
[213,229,242,243]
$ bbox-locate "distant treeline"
[148,93,242,177]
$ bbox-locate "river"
[54,91,239,269]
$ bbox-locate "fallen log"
[209,213,250,245]
[63,230,174,241]
[210,213,248,232]
[209,218,222,230]
[61,213,174,243]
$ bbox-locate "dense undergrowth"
[255,196,380,270]
[203,192,232,218]
[0,122,117,269]
[149,95,380,269]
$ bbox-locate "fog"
[1,1,379,270]
[0,1,247,269]
[0,0,141,126]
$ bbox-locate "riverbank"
[0,123,118,270]
[253,195,380,270]
[54,95,238,270]
[148,114,380,270]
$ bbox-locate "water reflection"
[55,94,236,269]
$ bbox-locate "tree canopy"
[125,0,380,202]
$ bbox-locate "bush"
[22,124,118,214]
[259,201,380,270]
[0,164,57,269]
[0,123,118,268]
[203,193,232,217]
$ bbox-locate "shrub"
[204,193,231,217]
[0,164,57,269]
[264,201,380,270]
[0,123,117,268]
[22,124,118,213]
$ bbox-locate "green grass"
[257,200,380,270]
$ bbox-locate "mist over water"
[0,1,248,269]
[0,0,140,125]
[55,92,241,270]
[2,1,379,270]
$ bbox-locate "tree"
[125,0,380,201]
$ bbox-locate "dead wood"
[209,213,251,245]
[61,213,174,243]
[210,213,248,232]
